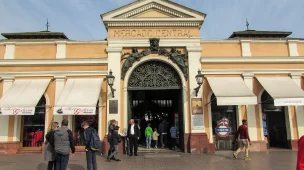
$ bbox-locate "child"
[145,123,153,149]
[152,128,160,148]
[107,126,121,162]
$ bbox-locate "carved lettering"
[148,30,153,37]
[112,29,193,38]
[156,30,161,37]
[114,30,120,37]
[131,30,136,37]
[177,30,182,36]
[125,30,130,37]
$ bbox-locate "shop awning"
[54,78,103,115]
[207,77,257,105]
[256,77,304,106]
[0,79,51,115]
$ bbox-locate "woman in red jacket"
[298,135,304,170]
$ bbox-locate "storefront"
[0,0,304,154]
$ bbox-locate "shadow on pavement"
[37,163,47,170]
[68,164,85,170]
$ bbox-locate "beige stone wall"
[0,45,5,59]
[298,44,304,56]
[201,43,242,57]
[251,43,289,57]
[0,65,107,72]
[202,63,304,69]
[66,44,107,58]
[15,45,56,59]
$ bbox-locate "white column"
[4,42,15,59]
[55,41,67,59]
[243,73,258,141]
[291,73,304,137]
[288,40,299,57]
[54,76,66,123]
[0,77,14,141]
[106,47,122,129]
[187,46,204,133]
[240,40,252,57]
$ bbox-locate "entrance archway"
[126,60,184,151]
[261,91,289,149]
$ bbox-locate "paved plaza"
[0,150,297,170]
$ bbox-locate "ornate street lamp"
[106,70,116,98]
[194,69,204,97]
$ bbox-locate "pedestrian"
[53,119,75,170]
[233,120,251,160]
[82,121,98,170]
[169,124,177,150]
[297,135,304,170]
[45,122,59,170]
[107,119,116,158]
[159,119,169,148]
[152,128,160,148]
[145,123,153,149]
[107,125,122,162]
[127,119,139,156]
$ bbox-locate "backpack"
[89,129,101,151]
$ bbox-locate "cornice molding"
[106,22,201,28]
[0,58,108,66]
[200,57,304,64]
[0,71,108,77]
[201,68,304,75]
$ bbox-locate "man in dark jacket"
[107,126,121,162]
[159,120,169,148]
[82,121,97,170]
[53,119,75,170]
[127,119,139,156]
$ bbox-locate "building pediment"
[101,0,206,29]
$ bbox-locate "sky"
[0,0,303,40]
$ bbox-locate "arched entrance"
[127,61,184,150]
[261,91,289,149]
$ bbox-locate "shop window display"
[211,94,237,150]
[22,96,46,147]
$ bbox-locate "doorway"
[262,91,289,149]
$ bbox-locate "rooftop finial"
[46,18,50,32]
[246,18,249,30]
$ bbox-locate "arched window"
[210,94,237,150]
[22,96,46,147]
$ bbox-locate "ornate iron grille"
[128,61,182,90]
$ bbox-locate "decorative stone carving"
[159,48,188,80]
[121,47,151,80]
[128,61,182,90]
[149,38,160,53]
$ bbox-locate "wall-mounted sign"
[192,115,204,130]
[54,107,95,115]
[215,117,231,137]
[110,29,194,38]
[0,107,35,115]
[109,100,118,114]
[192,98,203,115]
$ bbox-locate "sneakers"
[245,157,251,161]
[233,153,238,159]
[155,146,157,149]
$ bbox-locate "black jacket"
[127,124,140,138]
[45,130,55,148]
[84,127,95,149]
[112,130,121,145]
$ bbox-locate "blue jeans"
[108,145,118,159]
[146,136,151,147]
[55,153,69,170]
[86,149,97,170]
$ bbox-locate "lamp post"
[106,70,116,98]
[194,69,204,97]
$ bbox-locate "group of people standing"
[44,119,99,170]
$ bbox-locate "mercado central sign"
[109,29,198,38]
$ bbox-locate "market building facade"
[0,0,304,154]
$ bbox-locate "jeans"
[47,160,56,170]
[55,153,69,170]
[108,145,118,159]
[86,149,97,170]
[146,136,151,147]
[160,134,167,147]
[153,140,158,147]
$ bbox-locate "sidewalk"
[0,150,297,170]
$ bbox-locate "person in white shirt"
[127,119,139,156]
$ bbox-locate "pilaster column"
[240,40,252,57]
[291,72,304,137]
[53,76,66,124]
[4,42,15,59]
[55,41,67,59]
[106,47,122,129]
[288,40,299,57]
[187,46,204,134]
[243,73,258,141]
[0,77,14,142]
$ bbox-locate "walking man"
[233,119,251,160]
[127,119,139,156]
[82,121,97,170]
[53,119,75,170]
[159,119,169,148]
